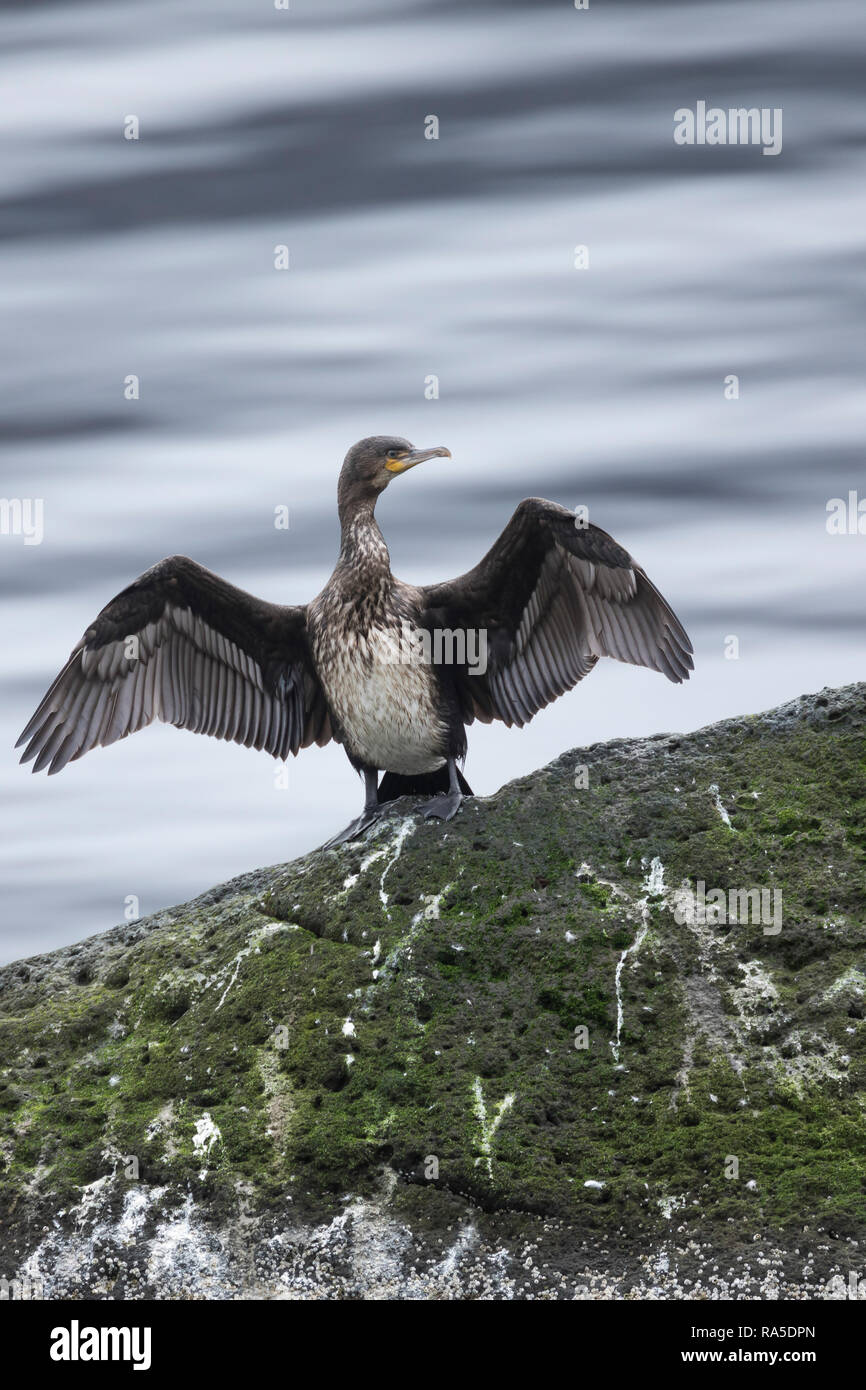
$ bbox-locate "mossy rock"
[0,683,864,1298]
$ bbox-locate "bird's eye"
[386,450,400,459]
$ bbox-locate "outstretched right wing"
[17,555,331,773]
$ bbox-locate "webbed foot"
[322,806,385,849]
[423,790,464,822]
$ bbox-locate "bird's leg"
[423,757,464,822]
[323,769,385,848]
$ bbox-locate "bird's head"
[339,435,452,499]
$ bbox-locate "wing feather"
[18,555,329,774]
[420,496,692,728]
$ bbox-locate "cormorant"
[17,436,693,845]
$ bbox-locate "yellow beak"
[385,445,452,474]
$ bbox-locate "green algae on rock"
[0,683,864,1299]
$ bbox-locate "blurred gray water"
[1,0,864,961]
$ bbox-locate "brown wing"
[420,497,693,728]
[17,555,330,773]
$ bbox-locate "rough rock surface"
[1,684,865,1300]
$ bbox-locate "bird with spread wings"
[18,436,692,844]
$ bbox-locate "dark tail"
[377,766,473,804]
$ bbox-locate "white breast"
[315,624,447,773]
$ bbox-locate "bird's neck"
[338,496,390,576]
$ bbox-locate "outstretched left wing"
[420,497,693,729]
